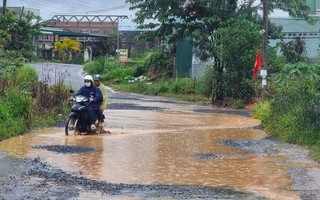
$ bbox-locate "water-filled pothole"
[32,145,96,154]
[194,153,250,160]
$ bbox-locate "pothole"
[32,145,97,154]
[107,103,164,110]
[193,109,251,117]
[194,153,250,160]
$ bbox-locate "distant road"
[30,63,84,90]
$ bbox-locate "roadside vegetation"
[0,9,70,140]
[0,62,70,140]
[84,52,212,103]
[252,62,320,161]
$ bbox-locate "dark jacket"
[75,82,103,110]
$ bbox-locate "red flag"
[253,50,262,78]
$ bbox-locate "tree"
[126,0,259,102]
[210,18,262,101]
[89,33,117,59]
[126,0,311,58]
[126,0,239,60]
[270,0,312,20]
[126,0,312,102]
[0,9,41,59]
[279,37,306,63]
[54,38,81,63]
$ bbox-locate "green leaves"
[127,0,238,48]
[275,62,320,87]
[0,10,41,53]
[54,38,81,62]
[272,0,312,21]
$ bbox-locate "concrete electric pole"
[2,0,7,14]
[262,0,269,101]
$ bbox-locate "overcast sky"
[2,0,136,20]
[2,0,288,21]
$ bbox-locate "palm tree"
[54,38,81,62]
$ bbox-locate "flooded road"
[0,63,319,199]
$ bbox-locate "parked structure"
[269,17,320,63]
[38,15,128,60]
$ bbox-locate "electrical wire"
[8,0,130,19]
[6,0,320,22]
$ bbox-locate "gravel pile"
[220,137,282,157]
[286,167,320,200]
[0,157,266,200]
[194,153,250,160]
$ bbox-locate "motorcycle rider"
[75,75,103,131]
[93,74,108,132]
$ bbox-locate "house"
[269,17,320,63]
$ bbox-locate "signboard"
[119,49,128,62]
[260,69,267,77]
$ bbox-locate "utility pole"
[2,0,7,14]
[262,0,269,101]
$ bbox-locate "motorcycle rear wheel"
[65,117,78,136]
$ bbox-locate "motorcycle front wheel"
[65,117,78,136]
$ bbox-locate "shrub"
[0,89,32,139]
[101,67,135,84]
[254,62,320,146]
[132,62,148,77]
[154,83,169,95]
[231,99,245,109]
[143,49,173,79]
[310,145,320,162]
[262,79,320,145]
[2,89,32,119]
[0,103,10,121]
[84,56,121,75]
[252,101,270,120]
[0,117,27,140]
[15,65,38,89]
[22,51,37,61]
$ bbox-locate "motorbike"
[65,92,101,135]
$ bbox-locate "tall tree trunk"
[211,58,224,103]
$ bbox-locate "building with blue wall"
[269,17,320,63]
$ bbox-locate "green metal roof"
[40,27,108,37]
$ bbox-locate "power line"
[19,0,63,13]
[49,5,129,16]
[85,5,129,14]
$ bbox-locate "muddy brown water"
[0,97,318,199]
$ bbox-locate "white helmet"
[84,75,93,81]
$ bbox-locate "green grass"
[162,93,209,103]
[102,67,136,84]
[251,101,270,119]
[109,78,210,103]
[310,145,320,162]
